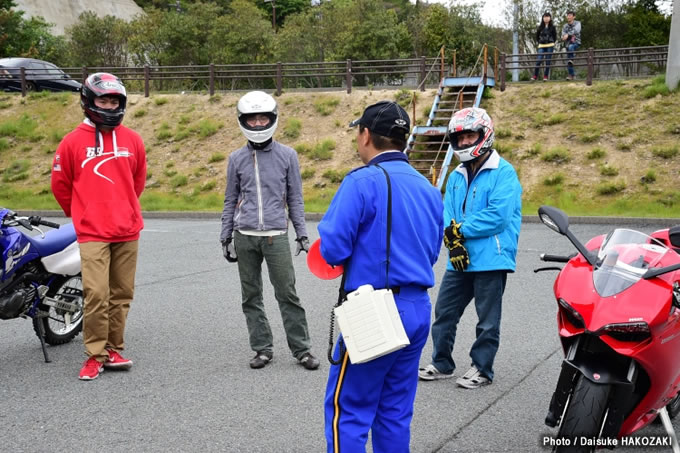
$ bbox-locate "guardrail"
[5,44,668,97]
[499,45,668,90]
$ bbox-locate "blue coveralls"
[318,151,443,453]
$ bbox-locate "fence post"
[500,53,506,91]
[20,67,26,97]
[209,63,215,96]
[483,44,488,84]
[440,47,444,82]
[81,67,88,85]
[494,48,498,82]
[452,50,457,77]
[276,62,282,96]
[419,55,426,91]
[586,48,594,86]
[144,65,150,97]
[346,59,352,94]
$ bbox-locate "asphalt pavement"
[1,218,679,453]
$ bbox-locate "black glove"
[295,236,310,256]
[222,238,238,263]
[443,220,464,250]
[448,239,469,272]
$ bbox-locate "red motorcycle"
[536,206,680,452]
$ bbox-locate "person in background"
[319,101,443,452]
[562,10,582,81]
[418,107,521,389]
[220,90,320,371]
[532,12,557,81]
[51,72,146,380]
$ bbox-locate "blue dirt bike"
[0,208,84,362]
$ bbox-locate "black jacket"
[536,25,556,45]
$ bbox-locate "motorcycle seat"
[24,223,77,257]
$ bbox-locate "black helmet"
[80,72,127,127]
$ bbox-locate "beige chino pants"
[79,240,139,362]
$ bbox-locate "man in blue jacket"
[418,107,522,389]
[319,101,443,452]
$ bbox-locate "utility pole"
[512,0,519,81]
[264,0,276,29]
[667,0,679,90]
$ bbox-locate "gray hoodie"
[220,140,307,242]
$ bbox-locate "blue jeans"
[534,47,554,78]
[566,43,580,76]
[430,270,507,381]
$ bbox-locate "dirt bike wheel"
[32,274,84,345]
[554,375,611,453]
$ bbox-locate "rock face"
[12,0,144,35]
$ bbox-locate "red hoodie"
[51,120,146,243]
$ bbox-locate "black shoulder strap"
[374,163,391,288]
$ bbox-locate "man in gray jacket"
[220,91,319,371]
[562,10,582,80]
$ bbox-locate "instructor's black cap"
[349,101,410,140]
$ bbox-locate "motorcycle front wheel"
[32,274,84,345]
[555,375,612,453]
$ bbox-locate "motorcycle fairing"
[1,228,40,282]
[23,223,77,257]
[40,240,80,276]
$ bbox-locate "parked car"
[0,58,81,93]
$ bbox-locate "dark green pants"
[234,231,311,359]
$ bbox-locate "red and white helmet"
[447,107,494,162]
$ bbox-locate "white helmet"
[447,107,495,162]
[237,91,278,143]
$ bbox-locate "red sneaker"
[79,357,104,380]
[104,349,133,370]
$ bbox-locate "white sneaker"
[418,364,454,381]
[456,365,491,389]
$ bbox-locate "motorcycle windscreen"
[593,228,669,297]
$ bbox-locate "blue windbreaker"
[318,151,443,293]
[444,150,522,272]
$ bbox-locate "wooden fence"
[9,44,669,97]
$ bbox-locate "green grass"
[0,137,9,151]
[313,96,340,116]
[170,174,188,188]
[394,88,415,107]
[640,169,656,184]
[2,159,30,182]
[541,147,570,164]
[296,139,335,160]
[495,127,512,139]
[543,173,564,186]
[322,169,348,183]
[156,123,172,140]
[0,114,38,138]
[209,152,226,163]
[651,145,678,159]
[599,165,619,177]
[283,118,302,139]
[586,147,606,160]
[198,119,222,138]
[596,181,626,195]
[139,190,223,211]
[301,168,315,180]
[133,109,147,118]
[642,75,671,99]
[154,97,169,106]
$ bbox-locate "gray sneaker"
[250,351,273,369]
[418,364,454,381]
[456,365,491,389]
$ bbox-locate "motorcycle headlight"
[596,322,651,342]
[558,298,585,329]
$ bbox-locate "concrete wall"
[667,0,679,91]
[13,0,144,35]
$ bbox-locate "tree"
[66,12,132,67]
[0,0,67,62]
[623,0,672,46]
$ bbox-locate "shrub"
[294,143,313,156]
[586,147,606,159]
[526,142,542,157]
[541,147,570,164]
[283,118,302,139]
[394,89,414,107]
[599,165,618,176]
[154,97,169,106]
[310,139,336,160]
[179,114,191,125]
[640,170,656,184]
[133,109,147,118]
[170,174,188,188]
[200,180,216,192]
[596,181,625,195]
[651,145,678,159]
[0,137,9,151]
[616,142,632,152]
[543,173,564,186]
[0,114,38,138]
[174,128,191,141]
[545,113,566,125]
[198,119,222,138]
[313,96,340,116]
[3,159,30,182]
[209,152,226,163]
[301,168,315,180]
[580,132,601,143]
[495,127,512,139]
[156,123,172,140]
[322,169,347,183]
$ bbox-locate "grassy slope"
[0,79,678,217]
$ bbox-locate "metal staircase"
[406,76,496,190]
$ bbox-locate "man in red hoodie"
[51,72,146,380]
